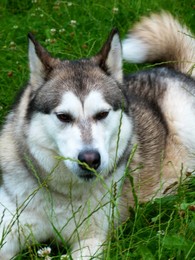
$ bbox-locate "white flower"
[157,230,165,236]
[50,28,56,35]
[37,247,51,257]
[9,41,16,50]
[59,28,65,33]
[45,38,51,43]
[70,20,77,27]
[9,41,15,46]
[67,2,73,6]
[112,7,119,13]
[45,256,52,260]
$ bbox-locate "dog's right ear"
[28,33,59,88]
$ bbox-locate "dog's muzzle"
[78,149,101,180]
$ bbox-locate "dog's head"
[26,29,132,182]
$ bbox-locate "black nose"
[78,150,101,171]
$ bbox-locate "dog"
[0,12,195,259]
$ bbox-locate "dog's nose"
[78,150,101,171]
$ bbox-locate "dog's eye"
[94,111,109,121]
[56,113,74,123]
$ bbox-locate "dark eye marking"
[56,113,74,123]
[94,111,109,121]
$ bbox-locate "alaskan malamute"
[0,12,195,259]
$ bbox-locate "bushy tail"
[122,12,195,77]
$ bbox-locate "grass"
[0,0,195,259]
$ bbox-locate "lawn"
[0,0,195,259]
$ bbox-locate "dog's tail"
[122,12,195,77]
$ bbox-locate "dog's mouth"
[78,170,97,181]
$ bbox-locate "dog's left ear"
[95,28,123,84]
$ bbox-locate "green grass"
[0,0,195,259]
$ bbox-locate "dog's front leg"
[0,210,51,260]
[71,236,105,260]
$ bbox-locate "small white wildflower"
[40,13,44,17]
[45,256,52,260]
[13,25,18,29]
[112,7,119,13]
[67,2,73,6]
[45,38,51,43]
[50,28,56,35]
[157,230,165,236]
[59,28,65,33]
[37,247,51,257]
[9,41,15,46]
[70,20,77,27]
[9,41,16,50]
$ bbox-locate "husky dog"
[0,12,195,259]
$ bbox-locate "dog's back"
[120,13,195,209]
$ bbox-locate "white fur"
[106,33,123,83]
[0,180,111,259]
[0,89,132,259]
[56,91,83,118]
[162,79,195,170]
[84,90,111,116]
[122,37,148,63]
[27,90,132,182]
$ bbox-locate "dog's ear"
[28,33,59,88]
[95,28,123,83]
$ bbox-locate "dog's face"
[26,30,132,181]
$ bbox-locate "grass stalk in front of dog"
[1,0,195,259]
[6,143,195,259]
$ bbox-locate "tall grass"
[0,0,195,259]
